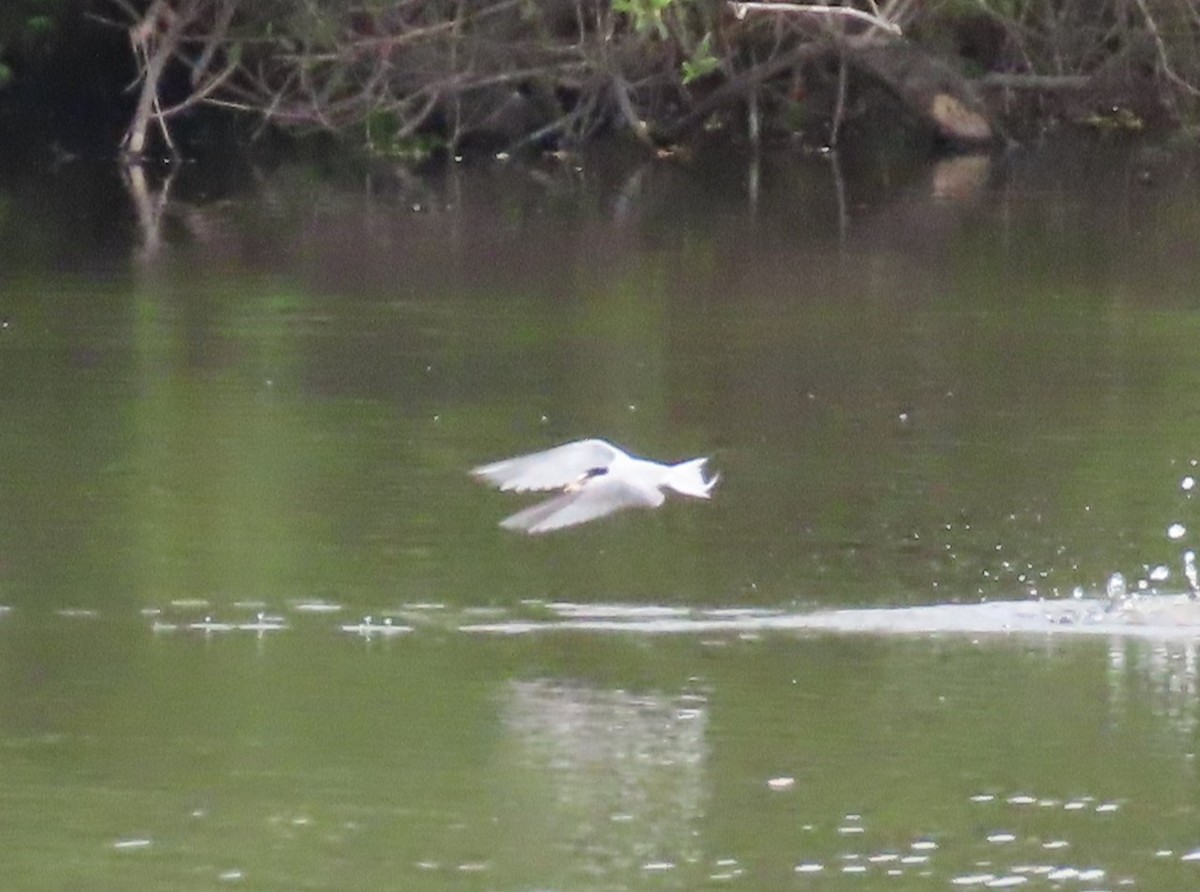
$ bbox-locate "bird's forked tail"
[664,457,718,499]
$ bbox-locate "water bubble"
[1106,573,1127,602]
[1168,522,1187,540]
[1183,476,1196,491]
[1150,564,1170,582]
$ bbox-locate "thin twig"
[1132,0,1200,97]
[729,2,902,36]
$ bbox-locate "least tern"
[472,438,719,534]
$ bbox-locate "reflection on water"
[0,606,1199,887]
[1109,637,1200,739]
[502,680,708,880]
[5,142,1200,613]
[5,140,1200,887]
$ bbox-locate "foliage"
[98,0,1200,156]
[681,33,720,85]
[613,0,677,38]
[0,0,65,90]
[364,110,445,160]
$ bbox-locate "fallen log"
[848,43,996,144]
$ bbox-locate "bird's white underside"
[472,438,714,534]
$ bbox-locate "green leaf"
[682,32,719,85]
[24,15,54,37]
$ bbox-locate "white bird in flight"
[472,438,719,534]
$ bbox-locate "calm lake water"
[2,139,1200,889]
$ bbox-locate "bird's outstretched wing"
[472,439,622,492]
[499,476,665,534]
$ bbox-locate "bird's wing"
[499,476,665,534]
[472,439,622,492]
